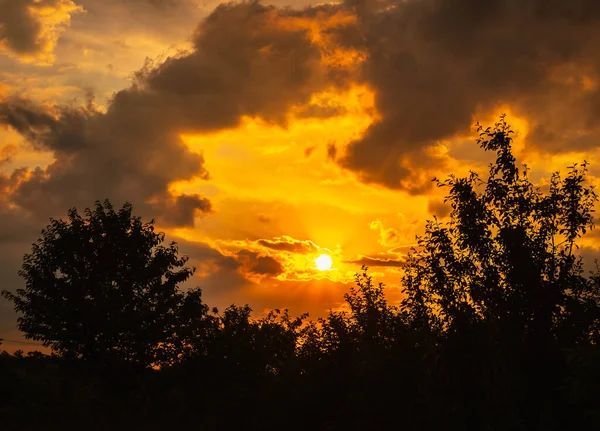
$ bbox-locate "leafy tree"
[400,115,600,429]
[402,115,600,342]
[2,200,197,367]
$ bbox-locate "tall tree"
[2,200,196,367]
[400,115,600,429]
[402,115,600,343]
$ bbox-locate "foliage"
[1,200,197,367]
[402,116,600,346]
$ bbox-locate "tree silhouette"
[2,200,196,368]
[402,116,600,340]
[400,115,600,429]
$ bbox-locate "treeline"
[3,117,600,430]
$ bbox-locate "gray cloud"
[0,0,41,55]
[0,0,81,61]
[237,249,284,277]
[339,0,600,192]
[0,2,347,227]
[4,0,600,205]
[427,197,451,219]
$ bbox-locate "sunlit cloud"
[0,0,83,65]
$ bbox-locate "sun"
[315,254,333,271]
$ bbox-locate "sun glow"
[315,254,333,271]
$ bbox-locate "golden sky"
[1,0,600,351]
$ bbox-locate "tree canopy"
[2,200,198,367]
[403,116,600,343]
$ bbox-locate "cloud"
[257,236,319,254]
[173,238,287,308]
[337,0,600,192]
[369,219,400,247]
[343,254,405,268]
[327,141,337,160]
[161,194,212,227]
[304,145,316,158]
[427,197,451,218]
[0,2,356,227]
[4,0,600,209]
[0,96,210,227]
[179,238,284,283]
[237,249,285,277]
[0,0,83,64]
[0,144,16,165]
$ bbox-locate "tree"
[402,115,600,343]
[2,200,197,367]
[400,115,600,429]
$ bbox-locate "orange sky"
[2,0,600,353]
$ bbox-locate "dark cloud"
[237,250,284,277]
[304,145,316,158]
[178,239,283,288]
[327,141,337,160]
[0,0,80,60]
[0,99,90,152]
[257,236,319,254]
[161,194,212,227]
[4,0,600,206]
[0,2,348,227]
[144,2,329,126]
[339,0,600,192]
[0,0,39,55]
[427,197,451,218]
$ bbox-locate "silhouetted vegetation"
[3,117,600,430]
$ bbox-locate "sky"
[1,0,600,352]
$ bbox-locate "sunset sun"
[315,254,333,271]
